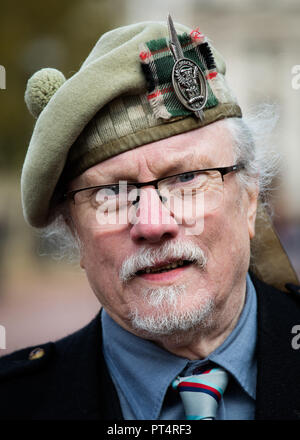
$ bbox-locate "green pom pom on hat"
[24,68,66,118]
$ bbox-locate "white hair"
[39,103,281,261]
[229,104,281,211]
[38,212,80,262]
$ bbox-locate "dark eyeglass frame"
[65,163,245,202]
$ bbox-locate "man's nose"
[129,187,179,243]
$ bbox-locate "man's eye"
[175,172,209,188]
[106,185,120,195]
[98,185,120,197]
[178,173,196,183]
[92,186,120,205]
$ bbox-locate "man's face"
[69,120,258,342]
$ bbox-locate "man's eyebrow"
[141,150,216,178]
[182,153,216,170]
[78,151,216,186]
[156,152,216,174]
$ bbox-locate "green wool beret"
[21,19,242,228]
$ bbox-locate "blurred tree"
[0,0,124,172]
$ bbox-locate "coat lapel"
[54,310,123,420]
[253,275,300,420]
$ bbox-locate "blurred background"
[0,0,299,355]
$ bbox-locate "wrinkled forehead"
[71,120,235,187]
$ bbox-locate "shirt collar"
[102,273,257,419]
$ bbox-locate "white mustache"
[119,240,207,283]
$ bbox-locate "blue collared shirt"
[102,273,257,420]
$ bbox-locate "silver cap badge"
[167,14,208,120]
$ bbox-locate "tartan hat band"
[63,101,241,182]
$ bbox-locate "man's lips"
[135,259,193,280]
[136,258,191,273]
[137,263,192,282]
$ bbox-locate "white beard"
[129,283,215,340]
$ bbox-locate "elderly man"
[0,16,299,421]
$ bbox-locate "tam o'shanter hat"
[21,15,299,291]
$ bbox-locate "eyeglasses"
[65,163,245,230]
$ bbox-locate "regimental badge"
[167,14,208,120]
[172,59,208,117]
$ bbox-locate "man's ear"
[247,183,259,240]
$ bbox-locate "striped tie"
[172,366,228,420]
